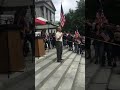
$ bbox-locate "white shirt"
[55,31,63,42]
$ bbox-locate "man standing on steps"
[55,26,63,62]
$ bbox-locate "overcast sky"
[52,0,80,21]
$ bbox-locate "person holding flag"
[55,3,65,63]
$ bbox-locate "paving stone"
[93,68,111,84]
[74,55,81,62]
[88,84,106,90]
[35,50,72,89]
[85,77,90,87]
[85,64,100,78]
[70,62,80,69]
[35,60,53,72]
[85,63,100,89]
[68,53,76,59]
[79,64,85,73]
[62,59,73,66]
[74,72,85,88]
[52,55,81,90]
[80,57,85,65]
[35,63,60,87]
[74,86,85,90]
[36,49,67,61]
[48,54,57,60]
[63,51,73,57]
[58,77,76,90]
[6,75,34,90]
[35,50,70,74]
[35,49,57,64]
[40,53,77,90]
[52,66,69,78]
[35,50,85,90]
[108,74,120,90]
[74,57,85,90]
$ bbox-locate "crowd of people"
[62,31,85,54]
[86,9,120,67]
[42,31,85,55]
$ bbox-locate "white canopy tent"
[35,17,48,25]
[35,24,58,30]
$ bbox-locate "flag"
[96,12,100,19]
[75,30,80,38]
[101,32,110,41]
[60,4,65,27]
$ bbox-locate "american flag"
[100,32,110,41]
[75,30,80,38]
[60,4,65,27]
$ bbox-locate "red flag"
[60,4,65,27]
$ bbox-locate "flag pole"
[61,0,63,4]
[60,0,62,28]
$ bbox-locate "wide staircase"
[86,58,120,90]
[0,48,85,90]
[35,48,85,90]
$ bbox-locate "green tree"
[63,0,85,35]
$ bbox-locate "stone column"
[43,6,46,19]
[53,14,55,22]
[48,10,50,21]
[39,7,42,17]
[50,12,52,22]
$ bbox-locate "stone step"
[87,84,107,90]
[58,55,81,90]
[35,49,68,64]
[85,63,100,90]
[35,51,73,89]
[35,50,71,75]
[0,62,34,90]
[35,49,56,63]
[5,74,34,90]
[73,57,85,90]
[1,61,34,90]
[39,53,77,90]
[0,82,5,90]
[108,67,120,90]
[80,56,85,65]
[0,49,64,90]
[1,50,71,90]
[108,74,120,90]
[35,63,60,90]
[92,68,111,84]
[88,68,111,90]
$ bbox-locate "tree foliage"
[62,0,85,35]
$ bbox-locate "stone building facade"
[35,0,56,34]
